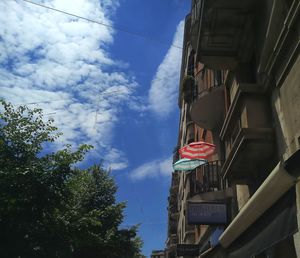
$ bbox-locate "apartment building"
[166,0,300,257]
[151,250,166,258]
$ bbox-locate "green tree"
[0,100,143,258]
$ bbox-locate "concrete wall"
[272,54,300,159]
[271,54,300,257]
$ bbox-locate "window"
[187,50,195,76]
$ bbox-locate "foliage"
[0,100,143,258]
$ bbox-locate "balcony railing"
[220,83,274,179]
[195,0,257,69]
[166,234,178,252]
[181,75,197,104]
[194,68,226,97]
[171,172,179,188]
[181,69,225,105]
[224,119,241,159]
[169,219,178,235]
[172,146,180,163]
[189,69,226,130]
[184,223,196,242]
[190,0,201,50]
[191,0,201,27]
[189,160,226,196]
[170,234,178,246]
[169,203,178,215]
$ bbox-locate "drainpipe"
[219,149,300,248]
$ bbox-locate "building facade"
[166,0,300,257]
[151,249,166,258]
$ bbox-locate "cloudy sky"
[0,0,189,255]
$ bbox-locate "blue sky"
[0,0,190,256]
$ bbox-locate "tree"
[0,100,143,258]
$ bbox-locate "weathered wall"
[272,55,300,159]
[271,54,300,257]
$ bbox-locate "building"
[151,249,166,258]
[166,0,300,257]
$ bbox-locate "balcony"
[172,145,180,164]
[190,69,226,130]
[168,192,179,219]
[169,204,179,220]
[180,75,197,104]
[170,213,179,221]
[170,172,179,193]
[169,218,178,235]
[190,0,201,50]
[170,183,179,194]
[169,234,178,249]
[185,121,195,144]
[184,224,196,243]
[183,14,192,47]
[188,161,233,201]
[220,83,274,179]
[166,233,178,258]
[195,0,257,69]
[190,160,226,195]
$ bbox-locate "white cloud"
[129,156,173,181]
[148,20,184,117]
[104,148,128,171]
[0,0,137,169]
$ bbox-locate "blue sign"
[187,202,228,225]
[177,244,199,256]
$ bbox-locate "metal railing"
[170,234,178,245]
[172,146,180,163]
[168,189,178,215]
[225,118,242,159]
[169,203,178,214]
[190,160,226,196]
[182,75,197,104]
[171,173,179,188]
[191,0,201,27]
[169,219,177,235]
[194,69,226,99]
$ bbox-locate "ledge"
[220,83,264,140]
[221,128,274,179]
[190,85,225,130]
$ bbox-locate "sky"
[0,0,190,256]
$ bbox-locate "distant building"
[166,0,300,257]
[151,249,166,258]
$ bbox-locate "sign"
[176,244,199,256]
[187,202,228,225]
